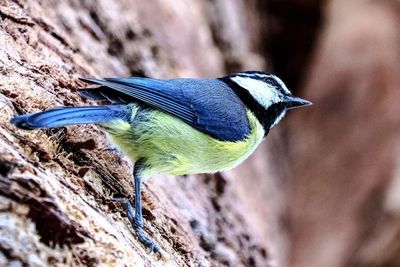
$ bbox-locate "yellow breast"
[103,106,265,178]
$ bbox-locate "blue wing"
[79,77,250,142]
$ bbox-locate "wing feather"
[80,78,195,122]
[79,77,250,141]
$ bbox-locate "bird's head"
[220,71,312,132]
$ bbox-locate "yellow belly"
[103,105,264,178]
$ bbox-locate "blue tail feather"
[11,105,130,130]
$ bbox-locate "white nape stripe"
[237,73,291,94]
[272,75,291,94]
[231,76,282,109]
[238,73,268,79]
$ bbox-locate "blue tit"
[10,71,311,253]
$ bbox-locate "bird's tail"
[11,105,130,130]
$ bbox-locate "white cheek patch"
[231,76,281,108]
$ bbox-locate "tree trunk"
[0,1,278,266]
[3,1,400,267]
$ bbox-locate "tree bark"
[5,1,400,267]
[0,1,277,266]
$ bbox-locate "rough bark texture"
[3,0,400,267]
[0,1,274,266]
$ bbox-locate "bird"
[10,71,311,254]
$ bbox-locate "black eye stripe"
[219,77,273,132]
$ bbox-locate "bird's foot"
[135,228,160,254]
[113,196,161,256]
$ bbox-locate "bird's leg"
[114,159,160,254]
[132,165,160,254]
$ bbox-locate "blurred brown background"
[1,0,400,266]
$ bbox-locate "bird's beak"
[283,95,312,110]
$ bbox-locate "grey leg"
[115,159,160,254]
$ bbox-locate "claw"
[136,229,160,254]
[113,195,161,255]
[147,243,162,258]
[146,244,154,254]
